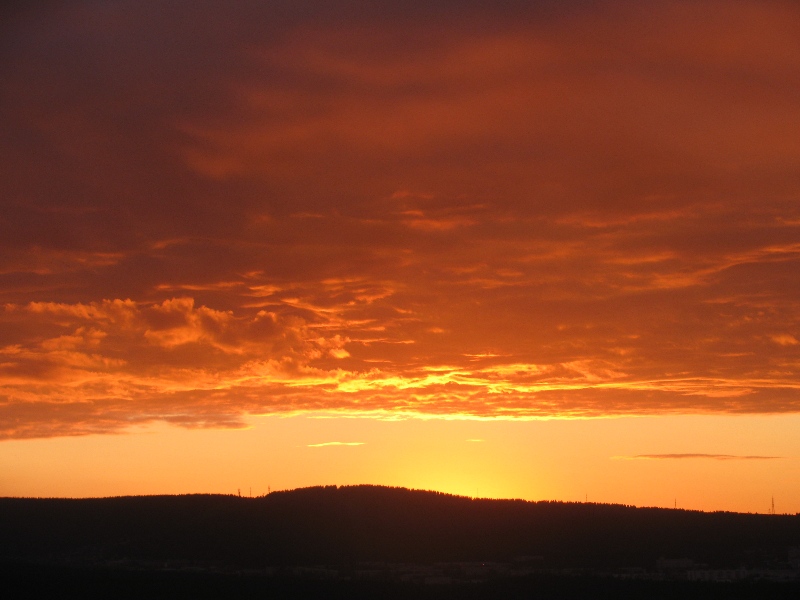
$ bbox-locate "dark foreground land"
[2,485,800,598]
[2,561,800,600]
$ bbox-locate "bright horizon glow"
[2,1,800,513]
[2,414,799,515]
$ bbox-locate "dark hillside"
[1,485,798,569]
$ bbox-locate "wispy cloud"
[770,334,799,346]
[616,454,783,461]
[307,442,365,448]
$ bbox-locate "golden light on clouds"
[1,1,800,509]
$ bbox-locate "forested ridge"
[2,485,798,568]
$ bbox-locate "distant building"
[686,569,745,582]
[512,555,544,566]
[694,568,799,582]
[656,557,694,571]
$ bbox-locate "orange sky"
[1,1,799,511]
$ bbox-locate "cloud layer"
[621,454,784,461]
[2,0,800,438]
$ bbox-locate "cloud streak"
[617,454,784,461]
[307,442,365,447]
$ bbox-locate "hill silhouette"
[2,485,799,569]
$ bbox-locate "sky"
[1,0,800,512]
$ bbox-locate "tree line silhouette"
[2,485,799,569]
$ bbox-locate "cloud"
[616,454,783,461]
[1,1,800,438]
[771,334,799,346]
[307,441,365,447]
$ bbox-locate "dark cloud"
[2,1,800,438]
[623,454,784,460]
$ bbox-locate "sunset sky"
[2,0,800,512]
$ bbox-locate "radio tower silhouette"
[771,496,775,515]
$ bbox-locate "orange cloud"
[1,1,800,438]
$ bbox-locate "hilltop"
[2,485,799,570]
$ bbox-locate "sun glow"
[2,0,800,512]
